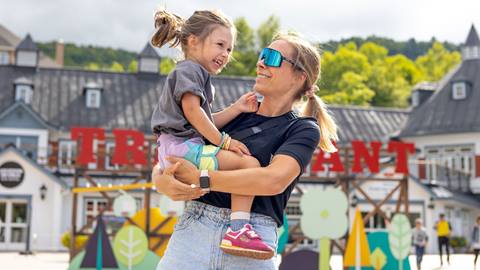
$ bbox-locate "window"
[425,145,474,191]
[105,142,119,170]
[15,85,33,104]
[16,51,37,67]
[58,140,77,172]
[86,89,101,108]
[473,47,480,58]
[0,51,8,65]
[84,197,142,234]
[452,82,467,100]
[0,135,38,160]
[139,58,159,73]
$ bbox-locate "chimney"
[55,39,64,67]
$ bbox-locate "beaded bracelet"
[223,136,232,150]
[219,131,227,147]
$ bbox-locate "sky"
[1,0,479,53]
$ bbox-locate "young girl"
[150,9,274,259]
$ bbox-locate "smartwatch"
[199,170,210,192]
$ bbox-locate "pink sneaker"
[220,224,275,260]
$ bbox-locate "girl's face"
[253,40,306,99]
[189,26,234,74]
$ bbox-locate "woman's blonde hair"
[151,9,236,57]
[273,33,338,153]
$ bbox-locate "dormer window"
[452,82,467,100]
[86,89,101,108]
[83,82,103,108]
[411,91,420,107]
[14,77,34,104]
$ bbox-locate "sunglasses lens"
[260,48,282,67]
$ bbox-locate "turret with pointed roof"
[15,33,38,67]
[462,24,480,60]
[400,25,480,137]
[138,42,161,73]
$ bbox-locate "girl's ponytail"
[151,9,185,48]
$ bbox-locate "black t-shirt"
[196,111,320,226]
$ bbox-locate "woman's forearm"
[208,155,301,196]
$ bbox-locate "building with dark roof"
[1,25,479,254]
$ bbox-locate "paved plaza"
[0,252,478,270]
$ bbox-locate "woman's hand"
[152,162,206,201]
[232,92,258,113]
[165,157,201,186]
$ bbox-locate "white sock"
[231,211,251,220]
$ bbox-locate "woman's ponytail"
[301,86,338,153]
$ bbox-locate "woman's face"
[253,40,305,98]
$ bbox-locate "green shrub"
[61,232,88,250]
[450,236,467,248]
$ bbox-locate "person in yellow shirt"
[434,213,452,266]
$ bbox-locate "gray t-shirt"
[412,227,428,246]
[151,60,215,137]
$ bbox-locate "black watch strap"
[199,170,210,191]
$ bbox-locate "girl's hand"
[228,139,251,156]
[152,163,206,201]
[232,92,258,113]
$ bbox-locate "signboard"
[0,162,25,188]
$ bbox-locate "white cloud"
[1,0,479,52]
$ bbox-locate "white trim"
[452,82,467,100]
[15,85,33,104]
[86,89,101,108]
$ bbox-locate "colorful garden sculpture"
[124,208,176,257]
[277,213,289,254]
[300,187,348,270]
[80,215,118,270]
[365,231,410,270]
[344,208,371,270]
[113,226,149,270]
[388,214,412,270]
[370,248,387,270]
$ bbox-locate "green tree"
[160,58,176,75]
[85,62,100,70]
[322,72,375,106]
[127,60,138,73]
[222,17,258,76]
[359,42,388,64]
[415,41,461,81]
[319,42,371,95]
[257,15,280,49]
[368,54,422,107]
[110,61,125,72]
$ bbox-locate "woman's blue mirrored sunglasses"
[258,47,302,70]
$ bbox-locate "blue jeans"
[156,201,278,270]
[415,245,425,267]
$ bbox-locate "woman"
[153,33,338,270]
